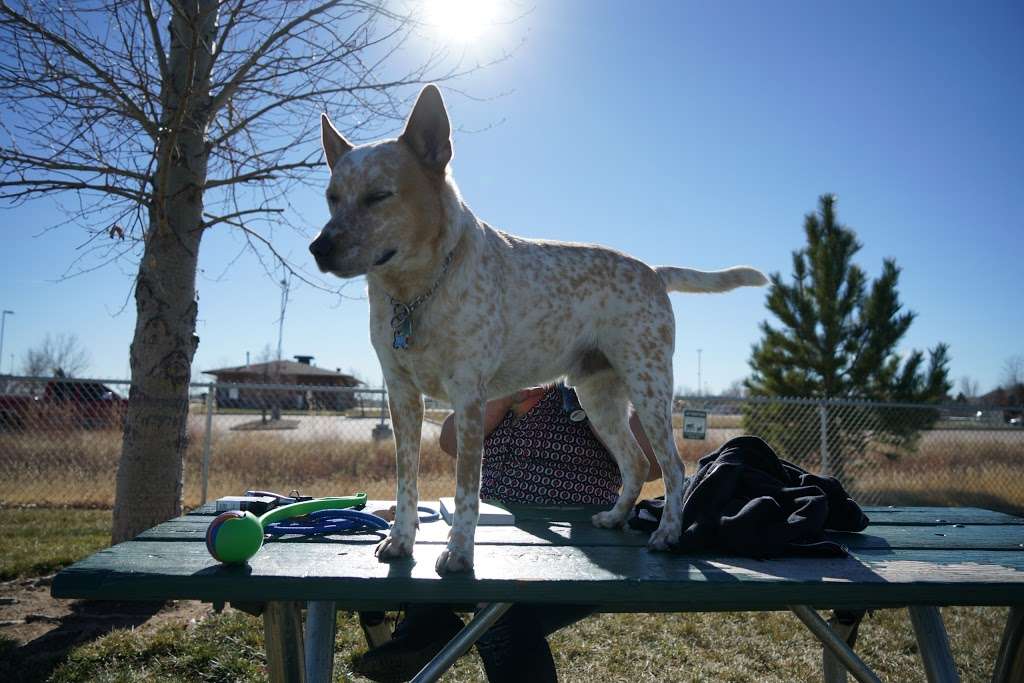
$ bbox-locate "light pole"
[0,310,12,375]
[697,348,702,397]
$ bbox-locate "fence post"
[372,385,392,441]
[201,383,215,505]
[819,401,831,476]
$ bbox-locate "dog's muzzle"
[309,234,333,269]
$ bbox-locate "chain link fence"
[1,375,1022,513]
[674,396,1024,512]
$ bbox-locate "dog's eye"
[364,190,393,207]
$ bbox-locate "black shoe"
[354,606,465,682]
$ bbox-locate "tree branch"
[0,1,158,138]
[0,178,150,204]
[202,206,284,229]
[207,0,354,117]
[142,0,170,81]
[204,159,319,189]
[0,149,150,182]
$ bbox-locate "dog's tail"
[655,265,768,293]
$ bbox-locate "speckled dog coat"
[311,85,767,574]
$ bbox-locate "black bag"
[628,436,869,558]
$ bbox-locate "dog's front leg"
[435,387,486,574]
[376,377,423,561]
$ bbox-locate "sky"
[1,0,1022,396]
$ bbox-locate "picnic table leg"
[823,609,865,683]
[304,601,337,683]
[992,605,1023,683]
[790,605,881,683]
[411,602,513,683]
[264,601,306,683]
[908,606,960,683]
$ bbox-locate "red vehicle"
[0,379,128,430]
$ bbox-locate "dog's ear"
[400,84,452,171]
[321,114,352,170]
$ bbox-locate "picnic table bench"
[53,502,1024,683]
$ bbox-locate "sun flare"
[424,0,496,42]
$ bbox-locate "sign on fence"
[683,409,707,440]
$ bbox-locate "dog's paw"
[375,533,414,561]
[434,546,474,574]
[591,510,626,529]
[647,524,680,551]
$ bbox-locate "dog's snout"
[309,234,333,260]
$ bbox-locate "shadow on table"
[507,508,897,601]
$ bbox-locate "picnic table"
[52,502,1024,683]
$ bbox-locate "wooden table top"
[52,503,1024,612]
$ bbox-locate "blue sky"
[2,0,1022,395]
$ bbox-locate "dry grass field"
[1,418,1022,512]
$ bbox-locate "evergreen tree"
[745,195,951,474]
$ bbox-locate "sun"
[424,0,497,43]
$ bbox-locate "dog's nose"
[309,234,333,260]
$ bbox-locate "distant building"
[203,356,362,411]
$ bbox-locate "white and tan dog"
[311,85,767,574]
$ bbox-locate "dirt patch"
[0,575,213,682]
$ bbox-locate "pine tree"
[745,195,951,473]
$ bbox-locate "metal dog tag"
[391,304,413,349]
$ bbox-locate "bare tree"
[1004,355,1024,389]
[0,0,510,541]
[1003,355,1024,405]
[958,376,980,401]
[722,378,749,398]
[22,333,91,377]
[254,342,277,364]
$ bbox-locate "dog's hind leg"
[601,329,686,550]
[376,375,423,561]
[572,370,649,529]
[434,380,487,574]
[627,379,685,550]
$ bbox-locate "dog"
[310,85,767,574]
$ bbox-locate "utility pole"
[272,275,290,421]
[0,310,13,374]
[697,348,702,397]
[276,275,290,363]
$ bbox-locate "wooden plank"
[862,507,1023,526]
[263,601,305,683]
[140,516,1024,551]
[51,540,1024,610]
[824,526,1024,551]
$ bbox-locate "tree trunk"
[112,2,218,543]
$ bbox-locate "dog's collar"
[387,249,455,350]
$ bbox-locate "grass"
[44,604,1008,682]
[0,508,111,580]
[50,609,267,683]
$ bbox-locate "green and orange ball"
[205,510,265,564]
